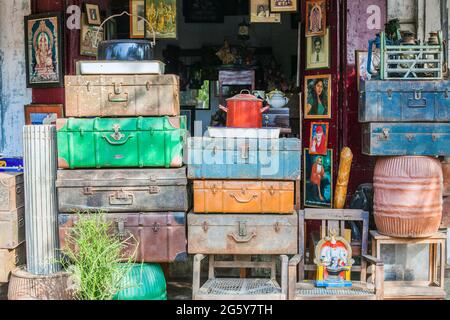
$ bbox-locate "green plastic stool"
[114,263,167,300]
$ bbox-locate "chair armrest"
[362,254,383,266]
[289,254,303,267]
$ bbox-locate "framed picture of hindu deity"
[24,12,64,88]
[309,122,329,155]
[85,3,101,26]
[130,0,146,38]
[80,13,103,57]
[304,148,333,208]
[250,0,281,23]
[269,0,298,13]
[24,104,64,125]
[304,74,332,119]
[305,0,327,37]
[145,0,177,39]
[306,27,330,70]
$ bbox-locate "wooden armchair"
[193,254,289,300]
[289,209,385,300]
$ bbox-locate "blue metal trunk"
[187,137,301,180]
[359,80,450,122]
[362,123,450,156]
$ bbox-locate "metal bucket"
[374,156,443,238]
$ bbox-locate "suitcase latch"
[239,221,247,237]
[274,222,280,233]
[211,184,218,195]
[111,124,125,141]
[146,82,151,91]
[83,187,94,195]
[241,144,250,160]
[152,222,160,233]
[117,219,126,239]
[414,90,422,100]
[86,81,91,92]
[18,216,25,228]
[113,82,122,95]
[269,185,275,196]
[387,89,393,100]
[432,134,438,141]
[148,186,160,194]
[379,128,390,140]
[445,88,449,99]
[406,134,415,141]
[202,221,208,232]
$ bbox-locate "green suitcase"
[57,117,186,169]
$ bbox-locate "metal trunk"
[0,242,26,283]
[65,75,179,117]
[23,126,60,275]
[193,180,294,214]
[359,80,450,122]
[57,117,186,169]
[187,138,301,180]
[362,123,450,156]
[187,212,298,255]
[0,173,24,212]
[0,207,25,249]
[59,212,187,263]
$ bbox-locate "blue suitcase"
[359,80,449,122]
[187,137,301,180]
[362,123,450,156]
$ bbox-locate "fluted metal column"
[23,125,60,275]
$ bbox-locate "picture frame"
[130,0,146,38]
[80,13,103,57]
[309,122,329,155]
[24,104,64,125]
[356,50,372,92]
[85,3,101,26]
[305,0,327,37]
[304,74,332,119]
[24,12,64,88]
[183,0,225,23]
[269,0,298,13]
[306,27,330,70]
[145,0,177,39]
[250,0,281,24]
[304,148,333,208]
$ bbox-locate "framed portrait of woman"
[304,74,332,119]
[305,0,327,37]
[24,12,64,88]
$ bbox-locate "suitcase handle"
[228,232,257,243]
[407,98,427,108]
[108,93,129,104]
[229,192,258,203]
[102,134,134,145]
[110,191,134,205]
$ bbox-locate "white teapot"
[266,90,289,109]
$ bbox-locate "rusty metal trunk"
[0,242,26,283]
[0,173,24,212]
[187,212,298,255]
[0,207,25,249]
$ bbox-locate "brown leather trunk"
[0,242,26,283]
[0,173,24,212]
[58,212,187,263]
[64,75,180,117]
[193,180,294,214]
[0,207,25,249]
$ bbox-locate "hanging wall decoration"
[183,0,224,23]
[269,0,298,13]
[24,104,64,125]
[305,0,326,37]
[304,74,332,119]
[304,148,333,208]
[309,122,329,155]
[24,12,64,88]
[130,0,146,38]
[146,0,177,38]
[306,27,330,70]
[80,13,103,57]
[85,3,102,25]
[250,0,281,23]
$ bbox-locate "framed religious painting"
[80,13,103,57]
[85,3,101,26]
[304,74,332,119]
[24,12,64,88]
[24,104,64,125]
[309,122,329,155]
[306,27,330,70]
[269,0,298,13]
[304,148,333,208]
[250,0,281,23]
[305,0,327,37]
[130,0,146,38]
[356,50,372,91]
[146,0,177,38]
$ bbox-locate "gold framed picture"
[251,0,281,23]
[304,74,332,119]
[304,148,333,208]
[269,0,298,13]
[80,13,103,57]
[85,3,101,26]
[145,0,177,39]
[306,27,330,70]
[130,0,146,38]
[305,0,326,37]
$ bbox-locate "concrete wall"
[0,0,32,157]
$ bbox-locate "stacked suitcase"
[187,127,301,299]
[0,173,26,287]
[56,60,189,264]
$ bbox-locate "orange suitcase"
[193,180,294,214]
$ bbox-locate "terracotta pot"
[219,90,269,128]
[8,266,73,300]
[374,156,443,238]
